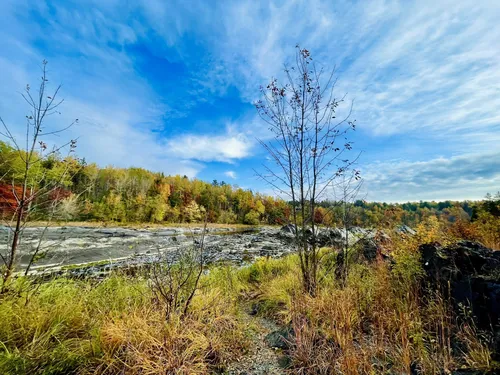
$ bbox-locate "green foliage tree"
[148,195,168,223]
[184,201,205,223]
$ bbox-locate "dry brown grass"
[283,260,498,375]
[94,307,246,375]
[92,274,251,375]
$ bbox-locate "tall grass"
[237,255,301,321]
[0,233,497,374]
[0,273,249,374]
[236,232,498,374]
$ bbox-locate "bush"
[243,210,260,225]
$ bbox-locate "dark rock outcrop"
[358,237,380,262]
[280,224,296,235]
[420,241,500,360]
[316,228,346,247]
[336,232,390,265]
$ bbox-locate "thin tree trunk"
[2,185,26,292]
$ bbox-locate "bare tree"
[0,60,78,292]
[255,46,358,295]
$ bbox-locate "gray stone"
[396,225,416,236]
[264,326,294,350]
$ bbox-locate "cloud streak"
[363,151,500,202]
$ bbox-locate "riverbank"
[21,221,258,229]
[1,244,497,375]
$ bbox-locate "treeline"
[0,141,498,233]
[0,141,290,225]
[317,195,499,227]
[315,199,477,228]
[315,194,500,249]
[75,168,291,225]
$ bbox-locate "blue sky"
[1,0,499,202]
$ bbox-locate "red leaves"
[0,184,22,214]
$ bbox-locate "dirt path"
[224,312,286,375]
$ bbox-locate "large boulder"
[334,235,391,280]
[420,241,500,359]
[357,237,380,262]
[279,224,297,243]
[279,225,336,247]
[316,228,345,247]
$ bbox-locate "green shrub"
[243,210,260,225]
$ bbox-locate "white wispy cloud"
[167,133,253,163]
[176,0,500,200]
[186,0,500,144]
[341,2,500,142]
[362,151,500,202]
[224,171,237,179]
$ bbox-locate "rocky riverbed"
[1,225,292,276]
[1,224,405,278]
